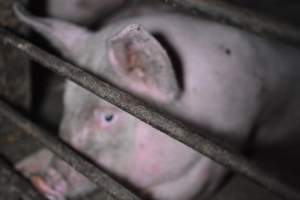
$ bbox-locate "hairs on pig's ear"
[13,3,91,59]
[107,24,181,102]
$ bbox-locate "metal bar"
[0,100,140,200]
[0,156,46,200]
[159,0,300,46]
[0,29,299,200]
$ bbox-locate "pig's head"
[59,82,224,200]
[14,3,181,103]
[14,4,226,200]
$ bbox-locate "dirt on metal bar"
[0,28,300,200]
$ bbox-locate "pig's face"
[60,82,137,172]
[61,81,201,193]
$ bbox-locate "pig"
[13,2,300,200]
[46,0,128,26]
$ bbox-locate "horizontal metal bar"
[0,100,140,200]
[0,28,299,200]
[0,156,46,200]
[160,0,300,46]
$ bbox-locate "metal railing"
[160,0,300,46]
[0,1,300,200]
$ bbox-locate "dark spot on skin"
[225,48,231,55]
[219,45,232,56]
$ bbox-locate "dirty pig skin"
[13,3,300,200]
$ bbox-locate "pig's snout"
[31,175,66,200]
[29,169,68,200]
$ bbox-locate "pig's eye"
[98,112,118,127]
[104,114,114,122]
[94,109,119,127]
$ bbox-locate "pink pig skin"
[14,3,300,200]
[46,0,127,25]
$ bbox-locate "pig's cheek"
[68,126,90,149]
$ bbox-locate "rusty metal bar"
[160,0,300,46]
[0,156,46,200]
[0,100,139,200]
[0,29,299,200]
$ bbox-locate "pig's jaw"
[148,157,226,200]
[94,121,218,200]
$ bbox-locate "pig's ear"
[107,24,181,102]
[13,3,91,59]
